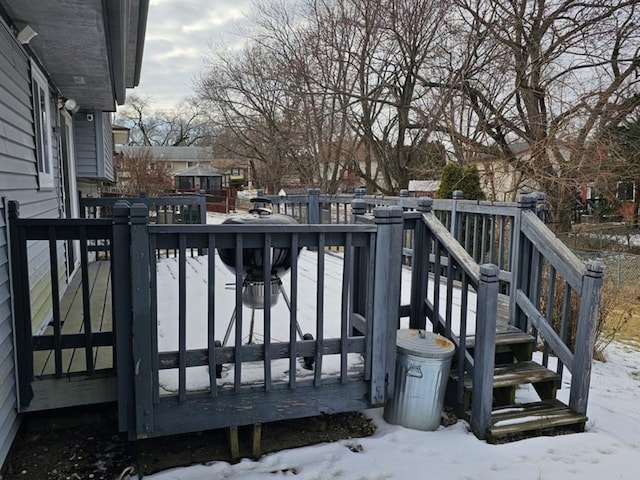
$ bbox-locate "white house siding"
[0,17,69,465]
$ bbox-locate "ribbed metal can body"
[384,330,455,431]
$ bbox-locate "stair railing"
[409,198,500,438]
[512,198,604,416]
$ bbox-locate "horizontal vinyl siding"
[0,200,17,470]
[74,115,99,177]
[0,15,69,467]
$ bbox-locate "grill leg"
[280,287,305,340]
[223,306,237,346]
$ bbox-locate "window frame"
[616,181,635,202]
[31,60,54,189]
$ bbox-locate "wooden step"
[465,324,535,350]
[449,361,560,410]
[487,399,587,443]
[452,361,558,389]
[464,325,535,363]
[492,361,559,389]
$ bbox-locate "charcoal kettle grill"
[217,197,314,368]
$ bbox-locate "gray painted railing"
[511,197,604,417]
[264,188,540,294]
[8,201,114,409]
[79,192,207,224]
[111,202,403,440]
[8,190,602,441]
[396,197,500,438]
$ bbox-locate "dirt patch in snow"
[1,404,376,479]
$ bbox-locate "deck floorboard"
[34,261,113,378]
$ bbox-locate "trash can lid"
[396,329,455,359]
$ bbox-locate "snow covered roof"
[173,165,225,177]
[409,180,441,192]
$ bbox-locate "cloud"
[130,0,253,110]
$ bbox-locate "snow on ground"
[148,342,640,480]
[147,212,640,479]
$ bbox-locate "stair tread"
[493,361,560,387]
[465,325,535,349]
[488,399,587,438]
[451,361,559,388]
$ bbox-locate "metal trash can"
[384,329,455,431]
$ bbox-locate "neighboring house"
[468,143,539,202]
[115,145,215,175]
[578,181,639,222]
[0,0,148,467]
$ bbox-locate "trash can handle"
[407,364,423,378]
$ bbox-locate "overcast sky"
[130,0,253,111]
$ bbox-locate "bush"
[436,163,485,200]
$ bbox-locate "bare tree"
[116,95,216,147]
[115,150,173,196]
[197,0,450,194]
[426,0,640,229]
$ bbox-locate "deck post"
[112,201,135,435]
[7,200,34,408]
[129,203,154,439]
[370,206,404,405]
[471,263,499,440]
[508,194,537,329]
[569,260,604,415]
[409,198,432,329]
[198,189,207,223]
[307,188,321,224]
[399,189,409,210]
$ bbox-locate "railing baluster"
[558,282,572,379]
[178,233,187,402]
[340,233,353,384]
[234,235,243,393]
[48,226,63,378]
[79,226,94,375]
[208,234,218,397]
[458,275,469,407]
[314,233,325,387]
[263,233,272,391]
[288,234,299,389]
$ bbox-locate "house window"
[31,61,54,189]
[617,181,635,202]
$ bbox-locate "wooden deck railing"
[263,188,547,295]
[512,203,604,417]
[8,191,602,441]
[8,202,114,409]
[392,198,500,437]
[110,202,404,439]
[79,193,207,224]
